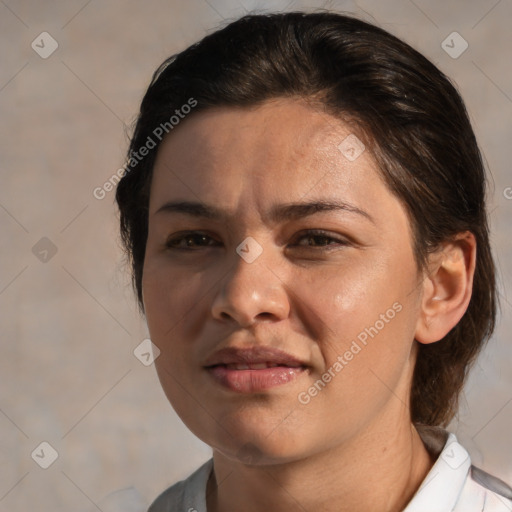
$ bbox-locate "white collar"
[404,425,473,511]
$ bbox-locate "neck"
[207,417,435,512]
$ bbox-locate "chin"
[202,412,313,465]
[214,436,308,466]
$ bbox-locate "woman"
[115,11,512,512]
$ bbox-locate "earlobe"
[415,232,476,344]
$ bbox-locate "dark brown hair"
[115,10,497,427]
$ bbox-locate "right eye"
[165,231,221,250]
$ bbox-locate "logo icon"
[134,338,160,366]
[236,442,263,464]
[31,32,59,59]
[441,32,468,59]
[32,237,58,263]
[441,442,469,469]
[31,441,59,469]
[236,237,263,263]
[338,134,366,161]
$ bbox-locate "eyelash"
[165,230,350,251]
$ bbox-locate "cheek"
[291,253,420,390]
[142,259,210,341]
[293,255,410,341]
[142,263,211,414]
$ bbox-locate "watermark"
[92,166,126,200]
[441,441,469,469]
[134,338,160,366]
[31,441,59,469]
[236,442,263,464]
[32,237,58,263]
[93,97,198,200]
[236,236,263,263]
[441,31,468,59]
[503,187,512,200]
[338,133,365,161]
[298,301,402,405]
[31,31,59,59]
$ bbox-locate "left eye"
[292,230,349,249]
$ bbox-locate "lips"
[204,346,308,393]
[204,346,306,367]
[224,362,301,370]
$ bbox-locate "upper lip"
[204,346,307,367]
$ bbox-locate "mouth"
[204,347,309,393]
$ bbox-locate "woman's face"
[142,98,425,464]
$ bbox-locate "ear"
[415,231,476,344]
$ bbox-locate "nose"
[210,246,291,327]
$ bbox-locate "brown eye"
[166,232,220,250]
[292,230,349,249]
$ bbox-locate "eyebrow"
[155,199,374,224]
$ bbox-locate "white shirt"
[147,426,512,511]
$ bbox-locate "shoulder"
[455,465,512,511]
[147,480,186,512]
[148,459,213,512]
[413,425,512,512]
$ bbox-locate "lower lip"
[206,365,307,393]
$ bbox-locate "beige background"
[1,0,511,510]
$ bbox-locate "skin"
[142,98,475,512]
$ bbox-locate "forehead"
[149,98,388,212]
[178,99,338,157]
